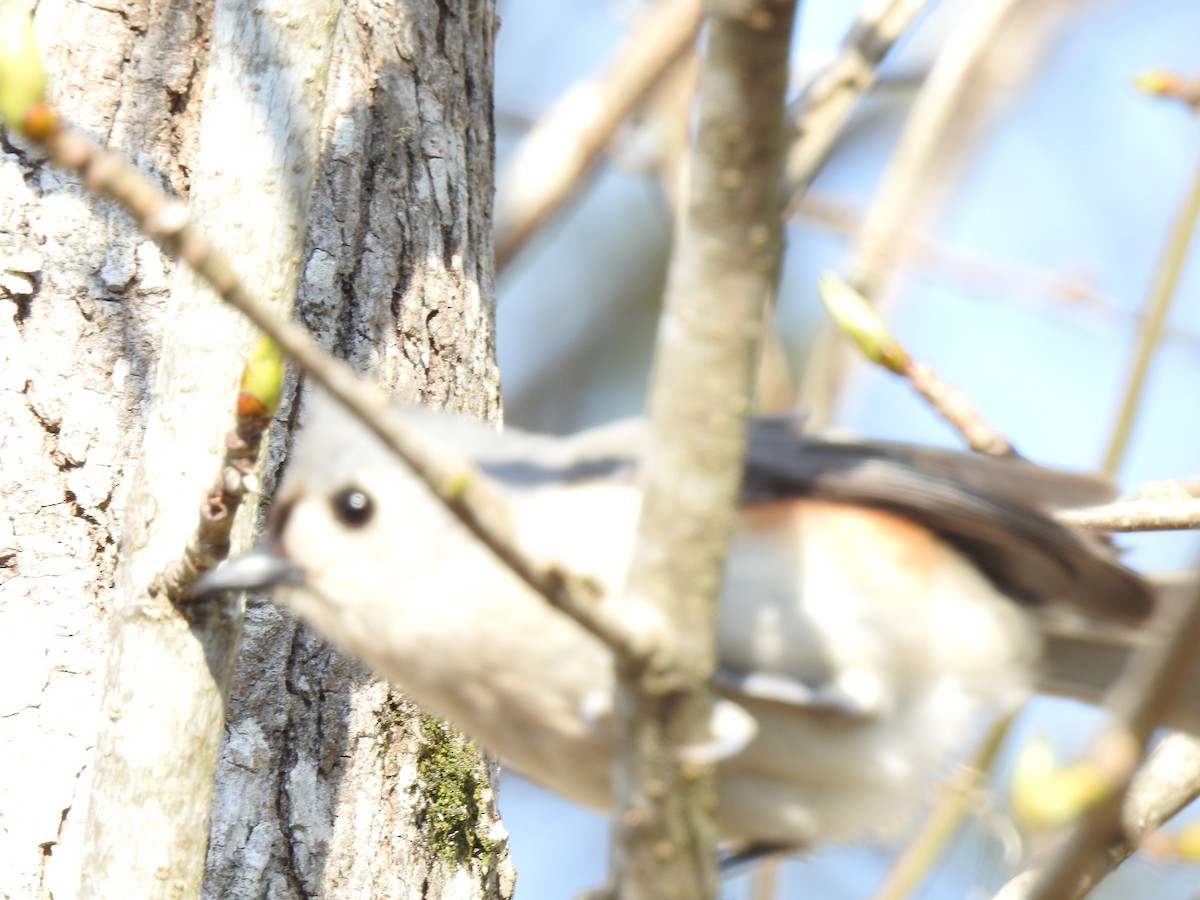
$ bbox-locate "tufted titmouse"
[200,390,1163,848]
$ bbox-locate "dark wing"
[448,407,1151,624]
[745,411,1118,507]
[742,414,1152,625]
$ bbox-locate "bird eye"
[331,487,375,528]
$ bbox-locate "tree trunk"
[203,2,511,897]
[0,0,510,898]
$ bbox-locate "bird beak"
[192,545,305,595]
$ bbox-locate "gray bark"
[0,0,510,897]
[203,2,510,897]
[1,0,196,894]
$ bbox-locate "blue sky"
[492,1,1200,895]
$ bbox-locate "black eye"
[331,487,375,528]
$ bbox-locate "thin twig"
[904,360,1013,456]
[494,0,702,271]
[749,855,781,900]
[875,710,1019,900]
[801,0,1030,426]
[156,408,273,598]
[154,338,284,598]
[784,0,933,215]
[1121,733,1200,848]
[843,0,1027,300]
[1056,498,1200,533]
[995,736,1200,900]
[24,110,647,667]
[1010,563,1200,900]
[797,193,1182,340]
[1134,68,1200,114]
[818,273,1014,455]
[1100,149,1200,477]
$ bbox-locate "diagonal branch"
[784,0,934,214]
[800,0,1032,426]
[1000,563,1200,900]
[494,0,703,271]
[23,111,647,668]
[1100,148,1200,477]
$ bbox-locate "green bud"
[817,272,911,373]
[237,336,284,418]
[0,4,47,132]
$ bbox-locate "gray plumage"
[205,391,1167,848]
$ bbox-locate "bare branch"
[1100,149,1200,477]
[1057,498,1200,533]
[494,0,703,271]
[995,737,1200,900]
[610,0,799,894]
[24,82,646,672]
[905,360,1013,456]
[796,193,1200,349]
[818,273,1014,455]
[1004,566,1200,900]
[1134,68,1200,113]
[156,405,274,598]
[876,711,1018,900]
[843,0,1028,300]
[1121,733,1200,846]
[801,0,1030,425]
[784,0,933,214]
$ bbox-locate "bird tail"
[1036,571,1199,733]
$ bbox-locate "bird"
[198,389,1162,849]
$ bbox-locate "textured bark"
[76,0,344,892]
[0,1,203,895]
[0,0,508,898]
[203,3,510,898]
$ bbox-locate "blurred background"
[487,0,1200,896]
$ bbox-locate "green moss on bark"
[415,714,497,869]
